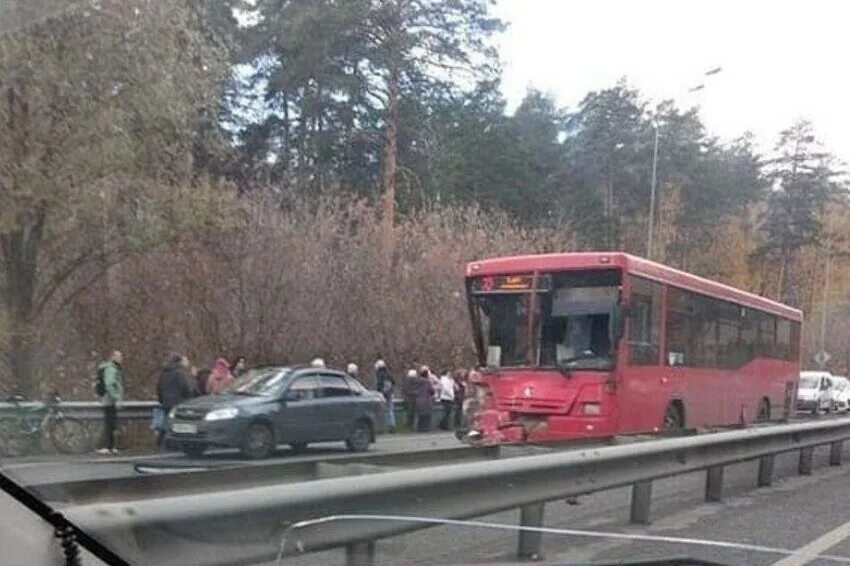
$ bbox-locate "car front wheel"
[346,420,371,452]
[241,423,275,459]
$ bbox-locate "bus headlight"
[581,402,601,415]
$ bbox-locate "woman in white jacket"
[438,371,456,430]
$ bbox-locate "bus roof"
[466,251,802,321]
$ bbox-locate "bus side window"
[627,276,662,365]
[666,288,691,367]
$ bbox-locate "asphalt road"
[8,423,850,565]
[282,444,850,566]
[1,431,462,486]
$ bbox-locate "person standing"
[206,356,235,393]
[415,367,435,432]
[96,350,124,455]
[230,355,248,378]
[402,369,418,429]
[156,353,192,448]
[426,366,441,404]
[453,369,467,429]
[346,362,359,380]
[438,370,456,430]
[375,360,396,432]
[195,368,212,396]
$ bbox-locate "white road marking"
[772,519,850,566]
[274,514,850,565]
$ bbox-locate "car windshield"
[229,368,290,396]
[799,376,820,389]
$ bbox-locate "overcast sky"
[493,0,849,165]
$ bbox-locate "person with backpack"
[374,360,396,432]
[95,350,124,454]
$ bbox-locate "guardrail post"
[799,446,814,475]
[705,465,724,501]
[630,480,652,524]
[345,541,375,566]
[484,445,501,459]
[757,455,774,487]
[830,441,842,466]
[517,502,545,559]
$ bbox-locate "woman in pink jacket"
[206,357,235,394]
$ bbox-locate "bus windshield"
[473,293,535,367]
[471,269,620,369]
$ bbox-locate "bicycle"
[0,393,93,457]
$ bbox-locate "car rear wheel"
[346,420,371,452]
[182,444,207,458]
[289,441,308,454]
[242,423,275,459]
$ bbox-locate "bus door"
[621,275,667,433]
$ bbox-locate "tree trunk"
[1,212,45,398]
[380,67,400,255]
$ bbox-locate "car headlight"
[168,407,177,419]
[204,407,239,421]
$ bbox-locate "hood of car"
[178,393,270,411]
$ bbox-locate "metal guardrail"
[64,417,850,566]
[0,398,436,426]
[0,400,158,421]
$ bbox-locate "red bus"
[462,252,802,444]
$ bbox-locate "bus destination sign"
[475,274,535,292]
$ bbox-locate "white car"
[797,371,834,414]
[831,376,850,412]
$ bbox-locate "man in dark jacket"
[374,360,396,432]
[156,353,191,447]
[414,367,435,432]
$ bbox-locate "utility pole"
[645,67,722,261]
[819,229,833,368]
[646,125,660,260]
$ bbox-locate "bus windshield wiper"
[557,350,598,366]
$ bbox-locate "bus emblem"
[523,386,534,397]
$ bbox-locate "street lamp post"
[645,67,722,261]
[646,125,660,260]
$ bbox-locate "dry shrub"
[28,196,576,397]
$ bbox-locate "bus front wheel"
[662,402,684,433]
[756,398,771,423]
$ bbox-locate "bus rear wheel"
[756,398,770,423]
[662,403,684,433]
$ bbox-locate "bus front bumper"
[461,408,615,445]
